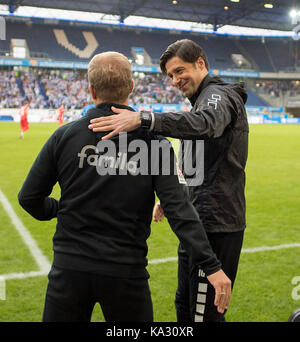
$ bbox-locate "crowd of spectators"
[0,71,23,108]
[21,71,48,108]
[130,73,188,106]
[0,69,190,110]
[0,69,92,109]
[40,70,91,109]
[255,80,300,98]
[3,69,300,110]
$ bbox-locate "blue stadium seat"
[246,89,268,106]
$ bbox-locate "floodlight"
[290,9,297,18]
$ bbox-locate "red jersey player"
[58,105,65,126]
[20,102,29,139]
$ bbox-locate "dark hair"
[160,39,210,74]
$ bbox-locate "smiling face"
[165,56,208,98]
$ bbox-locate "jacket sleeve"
[153,139,221,275]
[18,134,59,221]
[153,86,235,139]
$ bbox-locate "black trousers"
[175,230,244,322]
[42,265,153,322]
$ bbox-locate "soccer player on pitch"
[19,101,29,139]
[57,104,65,126]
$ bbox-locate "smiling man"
[164,51,208,99]
[88,40,249,322]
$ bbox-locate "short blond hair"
[88,52,132,103]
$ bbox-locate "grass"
[0,122,299,322]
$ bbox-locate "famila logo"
[78,144,138,175]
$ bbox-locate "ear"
[89,84,97,100]
[196,57,206,70]
[129,79,134,94]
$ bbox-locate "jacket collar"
[188,73,212,106]
[86,102,135,118]
[85,102,142,141]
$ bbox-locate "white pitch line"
[1,185,299,279]
[148,242,300,264]
[0,188,51,275]
[242,243,300,254]
[148,257,177,264]
[1,243,300,279]
[0,270,48,281]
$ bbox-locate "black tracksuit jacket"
[18,103,221,279]
[152,74,249,233]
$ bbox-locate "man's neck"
[93,98,129,106]
[188,73,210,106]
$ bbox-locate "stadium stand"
[4,68,290,109]
[53,29,99,59]
[0,20,298,72]
[236,38,274,72]
[2,69,300,110]
[0,69,187,109]
[244,89,268,107]
[0,70,22,108]
[1,16,300,118]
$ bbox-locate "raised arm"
[88,87,235,140]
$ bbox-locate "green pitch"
[0,122,299,322]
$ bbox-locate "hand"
[88,107,141,140]
[206,269,231,314]
[153,201,165,222]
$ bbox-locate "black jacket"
[153,74,249,233]
[18,103,221,278]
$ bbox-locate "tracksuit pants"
[42,265,153,322]
[175,230,244,322]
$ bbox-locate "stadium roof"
[1,0,299,32]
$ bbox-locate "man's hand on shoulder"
[88,107,141,140]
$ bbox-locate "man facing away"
[88,40,249,322]
[18,51,231,322]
